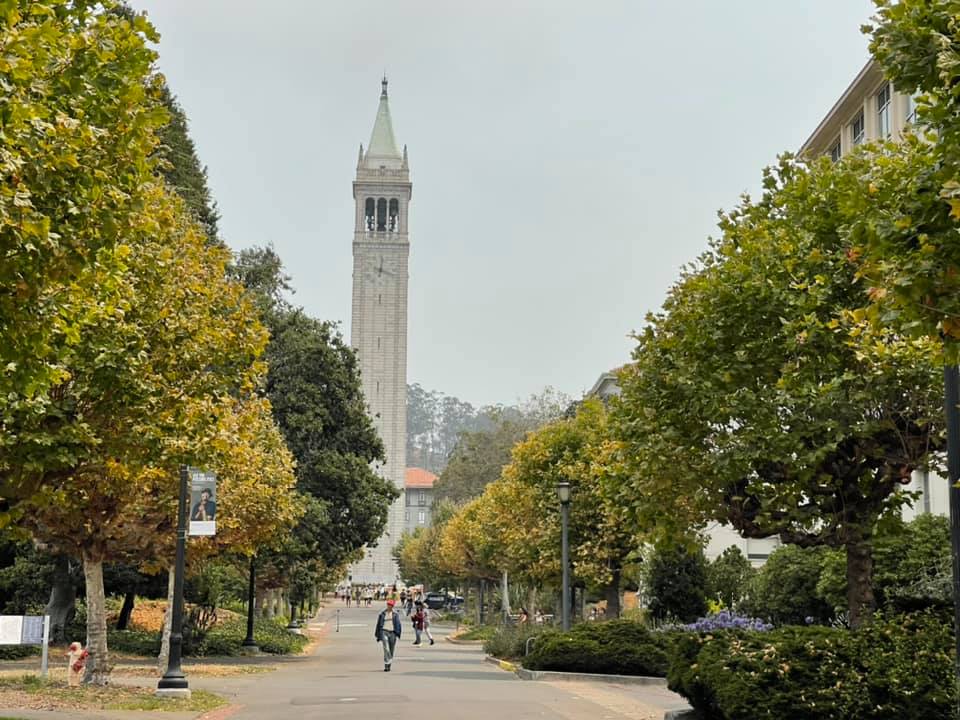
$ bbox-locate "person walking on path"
[375,599,403,671]
[411,600,434,646]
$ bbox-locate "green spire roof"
[366,77,401,161]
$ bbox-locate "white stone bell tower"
[348,78,411,584]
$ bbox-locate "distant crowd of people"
[336,583,397,607]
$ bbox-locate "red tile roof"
[405,467,437,489]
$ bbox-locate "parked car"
[424,592,447,609]
[444,595,464,610]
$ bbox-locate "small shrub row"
[105,617,307,657]
[524,620,670,677]
[0,645,38,660]
[667,610,955,720]
[196,618,307,656]
[108,629,162,656]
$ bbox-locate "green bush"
[644,543,708,622]
[196,618,307,656]
[523,620,670,677]
[667,611,955,720]
[108,629,162,656]
[483,624,549,660]
[741,545,833,625]
[0,645,38,660]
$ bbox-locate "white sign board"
[0,617,22,645]
[188,467,217,537]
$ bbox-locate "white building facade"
[348,79,411,584]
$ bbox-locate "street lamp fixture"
[556,482,571,631]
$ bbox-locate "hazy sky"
[135,0,875,408]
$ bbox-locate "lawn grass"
[0,674,226,713]
[454,625,496,641]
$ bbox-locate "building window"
[877,83,891,138]
[906,94,917,124]
[418,490,425,506]
[851,109,865,146]
[829,137,841,163]
[404,510,409,522]
[418,510,425,524]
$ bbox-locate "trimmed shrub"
[197,618,307,656]
[0,645,38,660]
[667,610,955,720]
[524,620,669,677]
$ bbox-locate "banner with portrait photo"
[188,467,217,536]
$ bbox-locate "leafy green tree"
[0,0,168,512]
[394,497,459,589]
[818,514,952,614]
[613,153,943,627]
[861,1,960,343]
[706,547,755,611]
[644,542,708,623]
[433,415,531,504]
[743,545,833,626]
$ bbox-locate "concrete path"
[207,603,689,720]
[0,603,691,720]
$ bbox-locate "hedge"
[523,620,670,677]
[667,610,955,720]
[107,617,307,657]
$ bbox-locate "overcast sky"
[135,0,875,408]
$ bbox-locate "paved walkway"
[0,602,690,720]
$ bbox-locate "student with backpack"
[411,600,434,646]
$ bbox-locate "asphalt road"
[214,603,685,720]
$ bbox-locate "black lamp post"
[157,466,190,698]
[556,481,571,631]
[943,364,960,715]
[241,556,259,653]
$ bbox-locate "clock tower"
[349,78,411,584]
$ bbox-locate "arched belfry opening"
[376,198,387,232]
[389,199,399,232]
[365,198,375,231]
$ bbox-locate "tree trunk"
[846,534,876,629]
[526,586,537,616]
[116,592,135,631]
[82,554,110,685]
[604,568,622,619]
[501,570,511,618]
[44,555,76,643]
[157,566,175,674]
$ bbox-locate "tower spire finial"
[381,74,388,98]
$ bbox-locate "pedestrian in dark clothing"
[411,600,434,646]
[374,599,403,671]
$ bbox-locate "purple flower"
[681,610,772,633]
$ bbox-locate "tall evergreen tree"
[155,84,221,243]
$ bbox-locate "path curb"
[445,635,484,645]
[483,655,667,686]
[663,710,698,720]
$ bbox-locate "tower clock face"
[365,256,394,283]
